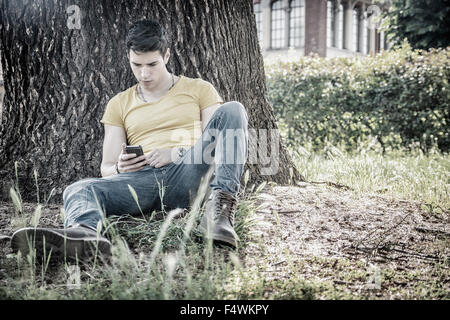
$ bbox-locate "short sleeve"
[199,81,224,110]
[100,95,124,127]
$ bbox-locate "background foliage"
[266,43,450,154]
[383,0,450,50]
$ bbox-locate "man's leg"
[63,165,168,230]
[163,101,248,207]
[163,101,249,247]
[11,165,168,260]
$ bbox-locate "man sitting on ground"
[11,19,249,261]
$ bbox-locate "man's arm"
[101,125,149,176]
[200,104,221,131]
[101,125,127,177]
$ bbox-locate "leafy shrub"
[266,43,450,154]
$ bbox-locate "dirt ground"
[0,182,449,299]
[242,182,449,299]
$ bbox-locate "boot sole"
[10,227,112,262]
[196,225,237,249]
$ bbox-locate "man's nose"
[141,67,151,78]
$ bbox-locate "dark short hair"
[126,20,169,55]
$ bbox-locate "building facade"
[254,0,391,61]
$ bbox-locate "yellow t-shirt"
[100,76,223,153]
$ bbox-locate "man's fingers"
[121,153,136,161]
[123,154,146,163]
[121,143,127,156]
[147,155,160,164]
[119,155,146,170]
[120,158,147,172]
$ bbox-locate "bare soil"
[243,182,449,299]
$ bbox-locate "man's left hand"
[146,148,177,168]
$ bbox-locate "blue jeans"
[63,101,249,230]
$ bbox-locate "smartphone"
[125,145,144,157]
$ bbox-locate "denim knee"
[63,178,98,203]
[218,101,248,126]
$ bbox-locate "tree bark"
[0,0,302,203]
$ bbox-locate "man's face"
[128,49,170,90]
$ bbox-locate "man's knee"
[218,101,248,125]
[63,178,101,202]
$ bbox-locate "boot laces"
[214,192,237,224]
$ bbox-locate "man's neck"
[140,71,173,97]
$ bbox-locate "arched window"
[289,0,305,47]
[271,0,285,49]
[254,1,262,45]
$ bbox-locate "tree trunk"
[0,0,302,203]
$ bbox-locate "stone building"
[254,0,391,61]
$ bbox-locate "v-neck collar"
[134,75,184,104]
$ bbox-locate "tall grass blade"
[127,184,145,220]
[9,187,22,215]
[33,169,40,204]
[148,209,181,270]
[31,204,42,228]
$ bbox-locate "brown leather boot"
[10,224,112,262]
[198,189,240,248]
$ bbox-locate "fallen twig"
[415,227,450,238]
[307,180,353,191]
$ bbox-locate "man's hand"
[117,143,147,173]
[146,148,177,168]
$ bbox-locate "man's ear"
[164,48,170,64]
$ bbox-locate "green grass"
[292,145,449,213]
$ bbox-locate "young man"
[10,20,248,260]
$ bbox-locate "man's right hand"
[117,143,147,173]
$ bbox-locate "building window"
[352,7,361,52]
[254,1,262,45]
[366,25,371,54]
[271,0,285,49]
[362,17,368,54]
[384,33,389,50]
[376,31,381,52]
[337,3,344,49]
[289,0,305,47]
[327,0,336,47]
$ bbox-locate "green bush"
[266,43,450,153]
